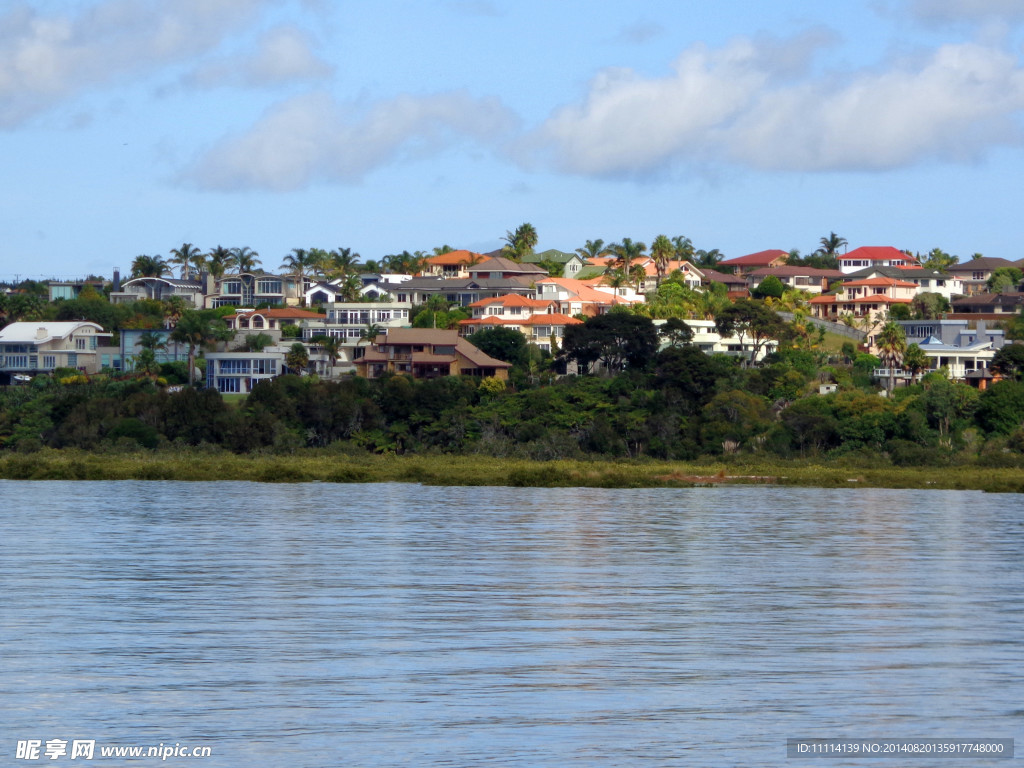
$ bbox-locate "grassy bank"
[1,448,1023,493]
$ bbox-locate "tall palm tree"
[576,239,610,262]
[651,234,675,288]
[310,334,342,375]
[671,236,695,262]
[169,243,203,280]
[307,248,332,279]
[608,238,646,273]
[818,232,848,257]
[169,310,228,386]
[130,254,170,278]
[358,323,383,348]
[231,246,261,274]
[502,222,538,261]
[903,343,929,382]
[694,248,723,269]
[876,320,907,394]
[330,247,361,277]
[280,248,314,304]
[205,246,233,279]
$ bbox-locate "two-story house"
[355,328,511,380]
[0,321,110,383]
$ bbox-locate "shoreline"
[2,449,1023,493]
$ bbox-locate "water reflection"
[0,481,1020,767]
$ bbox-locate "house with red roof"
[838,246,919,274]
[717,249,789,275]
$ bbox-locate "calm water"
[0,481,1021,767]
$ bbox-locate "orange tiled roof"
[425,250,485,266]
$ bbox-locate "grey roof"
[845,266,953,281]
[947,257,1021,272]
[0,321,104,343]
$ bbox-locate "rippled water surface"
[1,481,1021,766]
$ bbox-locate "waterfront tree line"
[2,338,1024,467]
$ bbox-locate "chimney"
[36,327,47,340]
[112,267,121,292]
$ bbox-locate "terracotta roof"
[537,277,638,304]
[425,250,485,266]
[518,313,582,326]
[468,294,552,309]
[718,249,788,267]
[841,246,918,263]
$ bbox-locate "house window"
[256,279,282,294]
[43,355,56,368]
[217,377,240,393]
[252,359,277,375]
[66,353,77,367]
[218,360,251,374]
[5,355,28,368]
[222,281,242,294]
[76,337,87,350]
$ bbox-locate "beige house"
[0,321,110,383]
[355,328,511,380]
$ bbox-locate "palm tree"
[694,248,723,269]
[602,269,630,292]
[206,246,233,279]
[161,296,188,329]
[231,246,261,274]
[310,334,342,375]
[280,248,314,305]
[629,263,648,292]
[576,239,610,262]
[903,343,929,382]
[651,234,674,288]
[169,243,203,280]
[502,222,538,261]
[169,310,228,386]
[608,238,646,273]
[337,273,363,302]
[818,232,848,257]
[330,247,361,277]
[876,321,907,394]
[130,254,171,278]
[307,248,332,279]
[672,236,695,262]
[432,244,455,255]
[359,323,383,347]
[285,342,309,375]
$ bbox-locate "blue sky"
[3,0,1024,280]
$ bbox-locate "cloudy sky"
[3,0,1024,279]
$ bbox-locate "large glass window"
[256,279,282,294]
[218,360,251,374]
[252,359,277,375]
[217,377,241,393]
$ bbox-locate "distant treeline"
[3,345,1024,468]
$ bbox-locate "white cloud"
[0,0,267,127]
[522,35,1024,177]
[183,26,333,88]
[185,90,518,190]
[731,43,1024,170]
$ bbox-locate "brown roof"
[719,249,789,267]
[750,266,844,278]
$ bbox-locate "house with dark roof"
[355,328,511,380]
[945,257,1024,294]
[950,292,1024,316]
[747,265,844,294]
